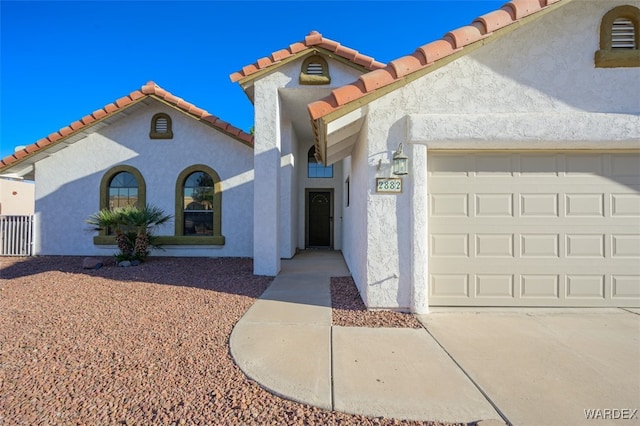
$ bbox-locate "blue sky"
[1,1,504,160]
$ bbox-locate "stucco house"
[1,0,638,312]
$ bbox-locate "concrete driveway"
[231,252,639,425]
[418,308,640,426]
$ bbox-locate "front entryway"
[306,189,333,248]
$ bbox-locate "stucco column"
[279,120,296,259]
[253,79,281,276]
[410,143,429,313]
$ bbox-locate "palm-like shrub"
[86,204,172,262]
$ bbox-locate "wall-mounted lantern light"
[392,143,409,176]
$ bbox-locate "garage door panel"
[612,276,640,299]
[428,152,640,307]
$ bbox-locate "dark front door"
[307,190,332,248]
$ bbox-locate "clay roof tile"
[59,126,74,137]
[13,150,28,160]
[445,23,486,49]
[81,114,96,125]
[25,143,40,154]
[330,81,366,107]
[115,96,133,108]
[231,31,384,81]
[257,57,272,68]
[289,42,307,54]
[503,0,544,20]
[308,99,339,120]
[305,31,323,45]
[271,49,291,62]
[474,9,517,33]
[92,109,108,120]
[335,45,358,61]
[389,53,425,79]
[318,39,339,52]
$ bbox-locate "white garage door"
[428,152,640,307]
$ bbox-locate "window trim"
[94,165,146,244]
[150,112,174,139]
[174,165,225,245]
[595,5,640,68]
[299,55,331,85]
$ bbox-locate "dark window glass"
[108,172,138,209]
[183,172,214,235]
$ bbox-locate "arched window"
[308,146,333,178]
[150,113,173,139]
[108,172,139,209]
[596,5,640,68]
[300,55,331,85]
[97,165,146,237]
[175,165,222,240]
[100,166,146,211]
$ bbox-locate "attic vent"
[595,5,640,68]
[306,63,324,75]
[300,55,330,85]
[612,18,636,49]
[150,113,173,139]
[155,117,168,132]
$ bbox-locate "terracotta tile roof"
[0,81,253,171]
[230,31,386,82]
[308,0,567,121]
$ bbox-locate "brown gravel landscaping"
[1,256,454,425]
[331,277,422,328]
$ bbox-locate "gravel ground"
[1,256,456,426]
[331,277,422,328]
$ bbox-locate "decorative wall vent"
[612,18,636,49]
[300,55,330,85]
[596,5,640,68]
[150,113,173,139]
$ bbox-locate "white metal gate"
[0,215,34,256]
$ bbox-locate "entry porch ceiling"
[280,88,365,165]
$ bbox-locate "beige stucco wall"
[0,178,35,215]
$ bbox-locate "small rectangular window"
[345,177,350,207]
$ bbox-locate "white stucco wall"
[355,0,640,310]
[35,100,254,257]
[340,127,369,302]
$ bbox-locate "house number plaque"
[376,177,402,193]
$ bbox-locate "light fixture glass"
[392,143,409,175]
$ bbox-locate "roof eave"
[0,97,148,175]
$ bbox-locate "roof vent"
[300,55,330,85]
[306,62,324,75]
[612,18,636,49]
[150,113,173,139]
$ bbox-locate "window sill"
[299,75,331,85]
[595,49,640,68]
[93,235,225,246]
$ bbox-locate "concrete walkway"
[230,251,640,425]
